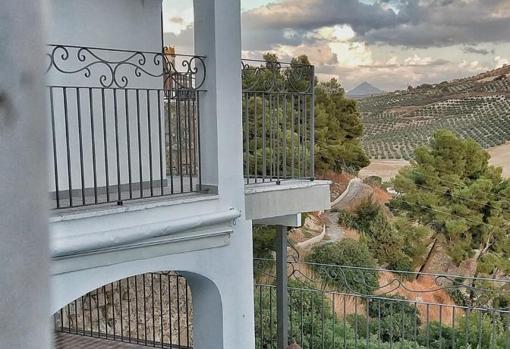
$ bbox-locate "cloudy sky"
[163,0,510,91]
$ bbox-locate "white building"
[1,1,330,348]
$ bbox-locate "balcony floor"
[55,332,162,349]
[50,175,203,211]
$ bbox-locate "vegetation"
[416,313,510,349]
[243,54,369,176]
[390,130,510,273]
[255,281,426,349]
[337,200,430,272]
[307,239,379,294]
[253,225,277,259]
[315,78,369,173]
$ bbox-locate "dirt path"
[359,159,409,182]
[488,142,510,178]
[323,210,343,242]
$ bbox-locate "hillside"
[359,65,510,160]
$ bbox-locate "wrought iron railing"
[242,59,315,184]
[254,258,510,349]
[53,272,193,348]
[46,44,205,209]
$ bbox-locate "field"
[359,65,510,160]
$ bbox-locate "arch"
[53,269,223,348]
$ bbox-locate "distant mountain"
[347,82,385,98]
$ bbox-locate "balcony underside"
[245,179,331,222]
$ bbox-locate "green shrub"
[307,239,379,295]
[336,209,356,228]
[416,313,510,349]
[364,175,383,187]
[255,281,426,349]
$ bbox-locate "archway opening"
[53,272,193,348]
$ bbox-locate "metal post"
[276,225,289,349]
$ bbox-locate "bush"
[336,209,356,228]
[416,313,510,349]
[253,225,277,258]
[364,175,383,187]
[255,280,427,349]
[307,239,379,295]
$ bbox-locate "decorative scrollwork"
[46,44,206,90]
[242,59,314,94]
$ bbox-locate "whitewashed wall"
[46,0,166,194]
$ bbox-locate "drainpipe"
[0,1,50,348]
[276,225,289,349]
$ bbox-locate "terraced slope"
[360,65,510,159]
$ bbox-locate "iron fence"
[242,59,315,184]
[254,258,510,349]
[46,45,205,209]
[53,272,193,348]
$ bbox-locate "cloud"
[463,46,495,55]
[495,56,510,68]
[162,0,509,91]
[164,25,194,53]
[241,0,401,50]
[241,0,510,49]
[319,57,488,91]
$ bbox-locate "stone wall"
[54,272,193,347]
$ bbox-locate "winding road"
[323,178,369,244]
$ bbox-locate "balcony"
[241,59,331,221]
[46,45,206,210]
[46,45,325,215]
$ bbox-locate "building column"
[193,0,244,201]
[0,1,50,348]
[193,1,255,349]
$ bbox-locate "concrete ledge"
[51,209,240,258]
[50,193,219,223]
[245,180,331,220]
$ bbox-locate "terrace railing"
[46,44,205,209]
[242,59,315,184]
[254,258,510,349]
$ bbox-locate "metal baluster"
[136,90,143,198]
[89,88,98,203]
[124,89,133,199]
[75,88,86,205]
[49,87,60,208]
[147,90,153,197]
[63,87,73,207]
[101,88,109,203]
[114,89,121,202]
[157,90,164,195]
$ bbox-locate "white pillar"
[193,1,256,348]
[0,1,50,349]
[194,0,245,201]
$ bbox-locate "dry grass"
[319,170,355,201]
[378,272,457,326]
